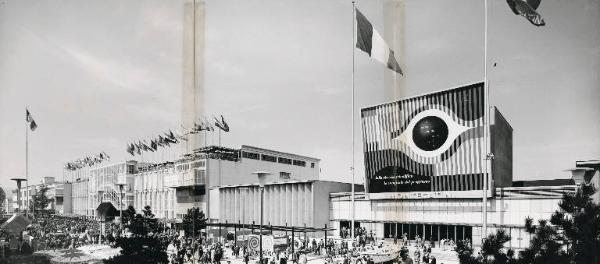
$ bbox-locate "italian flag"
[355,8,403,75]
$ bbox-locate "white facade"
[134,164,182,219]
[67,161,137,217]
[12,177,71,215]
[329,185,576,248]
[212,181,355,232]
[58,145,321,220]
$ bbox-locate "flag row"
[126,115,230,156]
[64,152,111,171]
[126,130,184,156]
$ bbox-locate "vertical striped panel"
[361,83,486,193]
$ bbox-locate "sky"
[0,0,599,191]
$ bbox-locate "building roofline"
[212,179,354,189]
[241,145,320,162]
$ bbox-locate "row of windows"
[241,151,315,168]
[261,154,277,162]
[278,157,292,164]
[242,151,260,160]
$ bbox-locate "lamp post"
[253,171,271,264]
[116,183,126,230]
[10,178,27,214]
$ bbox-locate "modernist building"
[68,161,137,217]
[328,83,596,249]
[66,145,320,220]
[135,145,321,220]
[209,180,360,232]
[12,177,72,215]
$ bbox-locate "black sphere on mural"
[412,116,449,151]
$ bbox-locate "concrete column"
[292,184,298,226]
[383,0,406,100]
[182,0,205,151]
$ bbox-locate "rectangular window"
[278,157,292,165]
[293,160,306,167]
[311,162,315,168]
[279,172,291,179]
[176,164,190,172]
[242,151,260,160]
[192,160,205,168]
[261,154,277,162]
[127,165,135,174]
[194,169,206,184]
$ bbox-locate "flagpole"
[25,108,29,218]
[482,0,489,243]
[350,0,356,243]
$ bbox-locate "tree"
[520,184,600,264]
[105,206,167,264]
[142,205,154,218]
[0,187,5,213]
[122,205,136,225]
[29,185,53,218]
[456,185,600,264]
[181,207,206,237]
[456,229,516,264]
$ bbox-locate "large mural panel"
[361,82,486,194]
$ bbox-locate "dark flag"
[151,140,158,151]
[166,130,179,144]
[143,140,154,152]
[29,120,38,131]
[214,115,230,132]
[127,144,135,156]
[506,0,545,26]
[26,109,38,131]
[355,8,403,75]
[219,115,230,132]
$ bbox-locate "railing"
[164,169,206,188]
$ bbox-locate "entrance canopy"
[96,202,118,220]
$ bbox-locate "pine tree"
[182,207,206,237]
[104,206,168,264]
[520,184,600,264]
[456,229,517,264]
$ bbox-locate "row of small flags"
[356,0,545,75]
[126,115,230,156]
[189,115,230,134]
[64,152,111,170]
[126,130,183,156]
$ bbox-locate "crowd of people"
[0,213,456,264]
[25,215,113,250]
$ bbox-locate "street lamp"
[567,168,593,186]
[10,178,27,214]
[252,171,271,264]
[116,183,127,230]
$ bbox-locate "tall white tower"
[182,0,205,153]
[383,0,406,100]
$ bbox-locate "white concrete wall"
[206,157,319,188]
[330,195,563,248]
[330,197,562,227]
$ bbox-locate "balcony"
[53,188,64,197]
[165,169,206,188]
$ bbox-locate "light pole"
[116,183,126,230]
[10,178,27,214]
[253,171,271,264]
